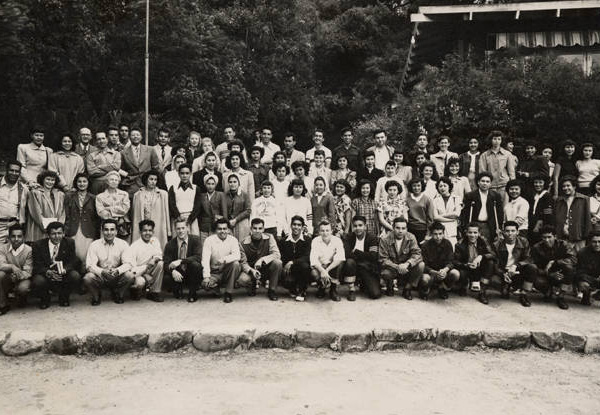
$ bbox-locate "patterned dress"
[351,197,378,237]
[377,196,408,236]
[333,194,351,236]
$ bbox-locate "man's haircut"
[138,220,155,231]
[8,223,24,236]
[318,219,331,229]
[46,221,64,234]
[214,218,230,229]
[314,149,326,158]
[540,225,556,235]
[503,220,519,230]
[250,218,265,227]
[101,218,118,229]
[486,130,504,141]
[290,215,305,226]
[352,215,367,224]
[178,163,192,172]
[373,129,386,137]
[385,160,397,169]
[174,217,188,226]
[340,127,352,135]
[476,171,493,182]
[392,216,407,226]
[429,221,446,233]
[6,160,22,170]
[466,222,481,231]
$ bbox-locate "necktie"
[161,146,165,160]
[135,146,140,162]
[51,244,58,261]
[179,240,187,260]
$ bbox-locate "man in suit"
[120,127,160,197]
[460,172,504,243]
[279,215,311,301]
[74,127,97,162]
[379,216,426,300]
[0,224,32,315]
[343,215,379,300]
[163,217,203,302]
[153,127,172,176]
[31,221,81,309]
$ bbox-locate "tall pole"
[144,0,150,145]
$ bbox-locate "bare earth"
[1,349,599,415]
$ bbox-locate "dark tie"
[161,146,165,160]
[179,240,187,260]
[51,244,58,261]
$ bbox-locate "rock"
[148,331,193,353]
[45,335,80,355]
[1,331,45,356]
[83,333,148,355]
[482,331,530,350]
[373,328,437,343]
[560,332,586,353]
[295,331,337,349]
[584,334,600,354]
[436,330,482,351]
[339,333,372,352]
[0,332,7,347]
[192,332,252,353]
[253,332,295,350]
[531,332,562,352]
[374,341,438,351]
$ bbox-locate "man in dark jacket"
[490,221,537,307]
[517,141,549,200]
[343,215,380,300]
[555,175,591,251]
[577,232,600,306]
[460,172,504,243]
[453,222,495,302]
[421,222,460,300]
[279,215,311,301]
[31,221,81,308]
[531,225,575,310]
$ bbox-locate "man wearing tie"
[74,127,97,161]
[153,127,172,176]
[163,217,203,302]
[121,127,160,198]
[31,221,81,309]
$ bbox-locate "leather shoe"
[478,291,489,305]
[0,306,10,315]
[418,289,429,301]
[500,285,510,299]
[519,294,531,307]
[267,289,278,301]
[581,290,591,306]
[130,289,142,301]
[114,295,124,304]
[329,286,341,302]
[457,286,467,297]
[249,280,257,297]
[173,286,183,299]
[556,296,569,310]
[316,287,326,299]
[147,292,164,302]
[187,292,198,303]
[91,298,101,306]
[347,291,356,301]
[59,298,70,307]
[438,289,449,300]
[385,281,394,297]
[402,288,412,301]
[39,297,50,310]
[223,292,233,303]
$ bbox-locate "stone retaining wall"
[1,329,598,357]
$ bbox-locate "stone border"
[0,329,597,357]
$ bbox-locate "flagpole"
[144,0,150,145]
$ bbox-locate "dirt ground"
[1,349,599,415]
[1,290,600,337]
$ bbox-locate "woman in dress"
[377,180,408,237]
[393,151,412,187]
[311,176,335,227]
[329,155,357,191]
[419,161,439,200]
[405,177,434,243]
[95,170,131,240]
[575,143,600,196]
[553,140,578,199]
[224,174,251,240]
[332,179,352,238]
[431,177,461,247]
[445,157,471,202]
[165,154,187,191]
[223,151,255,203]
[131,170,170,248]
[64,173,99,270]
[284,179,313,237]
[26,170,65,242]
[48,133,84,192]
[351,179,379,238]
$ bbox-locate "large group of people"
[2,125,600,315]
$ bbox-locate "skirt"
[73,226,93,272]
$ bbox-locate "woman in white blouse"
[445,157,471,202]
[284,179,313,237]
[431,177,461,247]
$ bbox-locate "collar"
[102,238,116,246]
[469,151,480,156]
[177,236,189,245]
[479,190,488,198]
[178,182,193,190]
[242,234,270,244]
[0,177,18,187]
[29,142,46,150]
[10,243,25,256]
[49,240,60,249]
[354,233,366,241]
[286,233,305,242]
[489,147,506,155]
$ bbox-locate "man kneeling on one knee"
[421,221,460,300]
[379,216,426,300]
[123,219,164,302]
[310,219,352,302]
[238,218,282,301]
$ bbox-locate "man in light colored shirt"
[83,219,132,305]
[256,127,281,166]
[307,150,331,191]
[305,129,332,168]
[0,224,32,315]
[459,137,480,190]
[0,160,28,242]
[478,130,516,198]
[281,133,305,168]
[364,129,395,171]
[504,180,529,236]
[201,218,241,303]
[123,220,164,302]
[153,127,172,175]
[310,220,347,301]
[215,126,248,162]
[86,132,123,194]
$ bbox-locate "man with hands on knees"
[310,220,348,302]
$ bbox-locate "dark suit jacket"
[460,189,504,235]
[356,167,384,186]
[453,237,495,271]
[120,144,160,196]
[74,143,97,160]
[163,235,203,274]
[344,233,379,271]
[197,192,227,233]
[64,191,99,239]
[32,237,79,276]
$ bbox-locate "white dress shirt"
[310,235,345,268]
[124,237,163,274]
[86,238,130,276]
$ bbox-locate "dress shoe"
[130,289,142,301]
[114,295,124,304]
[519,293,531,307]
[187,292,198,303]
[15,296,27,308]
[91,298,101,306]
[556,296,569,310]
[316,287,326,299]
[593,290,600,301]
[347,290,356,301]
[329,286,341,302]
[581,290,591,306]
[385,281,394,297]
[39,297,50,310]
[418,289,429,301]
[438,289,449,300]
[249,282,257,297]
[59,298,70,307]
[173,286,183,299]
[267,289,278,301]
[457,286,467,296]
[0,306,10,315]
[500,285,510,299]
[146,292,164,302]
[223,292,233,303]
[543,289,553,303]
[402,288,412,301]
[478,291,489,305]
